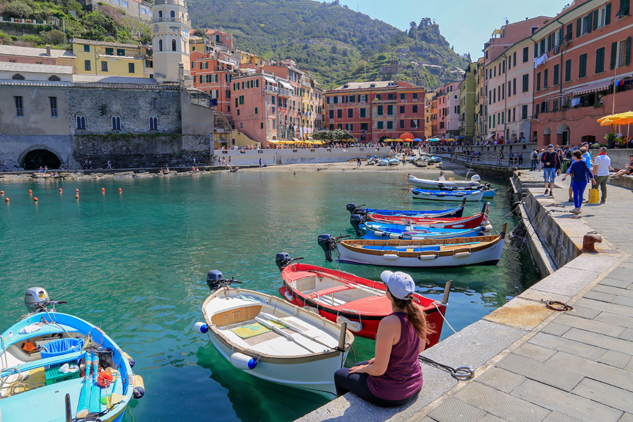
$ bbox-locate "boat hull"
[362,225,487,240]
[482,189,497,199]
[408,176,481,189]
[356,204,465,219]
[368,203,490,229]
[412,189,484,202]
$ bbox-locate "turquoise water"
[0,171,539,421]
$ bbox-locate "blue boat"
[388,158,400,166]
[412,188,485,202]
[361,223,489,240]
[0,288,144,422]
[346,200,466,219]
[377,158,389,166]
[482,189,497,199]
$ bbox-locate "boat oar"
[260,313,336,349]
[254,317,319,354]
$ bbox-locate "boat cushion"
[308,285,354,298]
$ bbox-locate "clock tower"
[151,0,191,84]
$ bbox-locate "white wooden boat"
[377,158,389,166]
[412,188,485,202]
[319,224,506,268]
[197,275,353,399]
[408,175,483,189]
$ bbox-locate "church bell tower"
[151,0,191,84]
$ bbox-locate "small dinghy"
[346,199,466,220]
[408,175,483,190]
[412,158,428,167]
[412,188,485,202]
[366,203,490,229]
[274,254,449,342]
[0,288,142,422]
[361,223,489,240]
[196,271,354,398]
[388,158,400,166]
[377,158,389,166]
[318,224,506,268]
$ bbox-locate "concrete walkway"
[300,177,633,422]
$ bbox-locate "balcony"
[151,17,191,25]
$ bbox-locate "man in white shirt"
[592,147,612,204]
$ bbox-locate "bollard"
[582,233,602,253]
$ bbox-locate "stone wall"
[215,147,393,166]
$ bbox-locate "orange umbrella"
[399,132,414,140]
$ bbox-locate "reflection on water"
[0,170,539,421]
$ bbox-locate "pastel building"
[530,0,633,147]
[151,0,191,84]
[72,39,146,78]
[459,63,477,141]
[325,81,426,142]
[437,82,460,139]
[0,45,76,68]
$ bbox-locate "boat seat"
[1,351,86,378]
[308,285,354,298]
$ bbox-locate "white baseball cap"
[381,271,415,300]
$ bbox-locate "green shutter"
[576,18,581,37]
[626,37,631,66]
[593,10,599,30]
[546,35,551,52]
[534,42,538,58]
[606,3,611,25]
[587,13,593,33]
[611,42,618,69]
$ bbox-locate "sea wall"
[214,147,393,166]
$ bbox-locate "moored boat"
[388,158,400,166]
[366,203,490,230]
[196,271,354,399]
[0,288,142,422]
[318,224,507,268]
[275,254,448,343]
[412,188,485,202]
[361,223,489,240]
[408,175,483,190]
[377,158,389,166]
[346,199,466,219]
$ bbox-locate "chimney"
[46,45,51,56]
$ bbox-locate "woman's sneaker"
[570,208,581,214]
[545,189,549,195]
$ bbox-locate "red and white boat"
[275,256,449,344]
[368,202,490,229]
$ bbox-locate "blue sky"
[338,0,570,59]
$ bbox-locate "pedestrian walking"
[89,160,92,169]
[193,157,196,166]
[568,146,592,202]
[541,144,560,196]
[592,147,612,204]
[357,158,361,168]
[106,160,112,169]
[518,152,524,166]
[562,150,596,214]
[259,158,262,168]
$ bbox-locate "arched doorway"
[557,123,570,146]
[21,149,62,170]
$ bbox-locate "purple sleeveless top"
[367,312,423,400]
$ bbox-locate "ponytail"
[391,294,434,346]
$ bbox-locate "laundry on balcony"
[533,54,548,68]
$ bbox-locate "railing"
[151,17,191,25]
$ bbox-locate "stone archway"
[19,146,63,170]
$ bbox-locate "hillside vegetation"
[187,0,470,89]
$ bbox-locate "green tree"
[4,1,33,18]
[40,29,66,45]
[193,28,206,38]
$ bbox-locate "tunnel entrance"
[22,149,62,170]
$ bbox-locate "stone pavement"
[299,178,633,422]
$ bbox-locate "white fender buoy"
[230,353,257,370]
[133,375,145,399]
[452,224,464,228]
[483,224,493,232]
[336,316,362,332]
[417,255,437,260]
[284,290,294,301]
[194,322,209,334]
[383,254,399,260]
[454,251,471,258]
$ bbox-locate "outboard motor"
[206,270,226,291]
[318,234,336,262]
[275,253,292,271]
[471,174,481,183]
[25,287,66,314]
[350,214,364,237]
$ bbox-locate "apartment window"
[513,78,517,95]
[348,109,353,118]
[377,121,384,129]
[412,105,418,113]
[360,108,366,118]
[159,40,163,52]
[507,82,511,97]
[522,46,529,63]
[112,116,121,131]
[337,109,342,118]
[328,110,334,119]
[502,84,505,99]
[361,123,368,130]
[579,53,588,78]
[400,93,405,100]
[539,39,545,56]
[387,105,393,115]
[413,93,418,99]
[149,116,158,130]
[83,45,90,52]
[14,96,23,116]
[399,105,405,113]
[377,105,383,116]
[616,0,630,18]
[122,0,128,6]
[255,107,258,115]
[400,120,405,128]
[536,72,541,91]
[522,105,528,120]
[582,14,593,35]
[566,23,573,41]
[261,122,264,129]
[49,97,58,117]
[564,59,572,82]
[513,51,516,67]
[494,67,496,77]
[76,115,86,130]
[613,37,632,68]
[512,108,516,122]
[101,61,108,72]
[84,60,91,71]
[388,93,393,100]
[117,49,125,56]
[387,121,393,130]
[105,48,114,55]
[544,69,549,89]
[521,74,528,93]
[596,47,606,73]
[376,94,381,100]
[172,39,177,51]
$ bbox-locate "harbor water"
[0,171,539,421]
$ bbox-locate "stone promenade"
[300,178,633,422]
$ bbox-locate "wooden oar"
[260,313,336,349]
[254,317,319,354]
[76,354,92,419]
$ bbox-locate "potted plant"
[618,136,628,147]
[605,131,617,149]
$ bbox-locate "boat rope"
[418,355,474,381]
[432,302,457,335]
[542,300,573,312]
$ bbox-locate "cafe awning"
[570,79,613,96]
[279,81,293,89]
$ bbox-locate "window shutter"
[587,13,593,33]
[546,35,551,52]
[593,10,599,30]
[606,3,611,25]
[626,36,631,66]
[576,18,582,37]
[534,42,538,58]
[611,41,618,69]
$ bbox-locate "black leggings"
[334,361,420,407]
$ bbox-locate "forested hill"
[187,0,470,89]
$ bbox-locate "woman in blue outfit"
[562,150,596,214]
